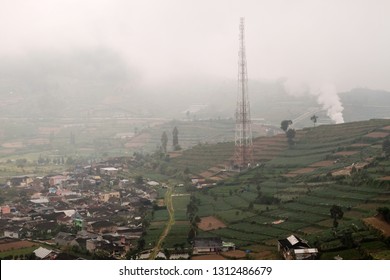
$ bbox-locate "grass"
[0,245,40,259]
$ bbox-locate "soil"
[365,132,389,138]
[198,216,227,231]
[289,167,317,174]
[310,161,334,167]
[191,254,226,260]
[363,217,390,237]
[222,250,247,259]
[0,240,36,252]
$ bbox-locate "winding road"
[149,185,175,259]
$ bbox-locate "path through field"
[149,185,175,259]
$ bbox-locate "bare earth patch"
[310,160,334,167]
[291,167,317,174]
[2,142,25,148]
[191,254,226,260]
[364,132,389,138]
[350,143,371,148]
[168,151,182,158]
[363,217,390,237]
[198,216,227,231]
[222,250,247,259]
[382,126,390,131]
[0,240,37,252]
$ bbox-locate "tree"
[172,126,181,151]
[161,131,168,153]
[377,207,390,223]
[280,120,292,132]
[330,204,344,228]
[286,128,296,146]
[310,115,318,127]
[330,205,344,220]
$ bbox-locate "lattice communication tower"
[234,17,253,168]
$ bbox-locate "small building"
[55,232,76,247]
[277,234,318,260]
[87,220,117,234]
[100,167,118,176]
[33,246,55,259]
[193,237,222,254]
[99,191,120,202]
[49,175,68,186]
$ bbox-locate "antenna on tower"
[234,17,253,169]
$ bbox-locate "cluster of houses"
[0,158,159,259]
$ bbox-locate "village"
[0,156,165,259]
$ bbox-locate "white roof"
[34,247,52,259]
[30,198,49,204]
[287,235,300,246]
[100,167,118,171]
[294,248,318,254]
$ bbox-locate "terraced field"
[172,119,390,258]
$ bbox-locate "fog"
[1,0,390,122]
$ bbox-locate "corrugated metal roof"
[34,247,52,259]
[287,235,299,246]
[294,248,318,254]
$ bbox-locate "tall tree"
[310,115,318,127]
[161,131,168,153]
[286,128,296,146]
[172,126,180,151]
[280,120,292,132]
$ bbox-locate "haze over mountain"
[0,1,390,126]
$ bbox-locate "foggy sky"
[1,0,390,92]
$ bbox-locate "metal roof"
[34,247,52,259]
[287,235,300,246]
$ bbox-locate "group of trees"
[376,207,390,223]
[186,194,201,241]
[161,126,181,153]
[280,115,318,146]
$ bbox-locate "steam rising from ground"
[283,79,344,124]
[317,84,344,124]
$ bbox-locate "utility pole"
[234,17,253,168]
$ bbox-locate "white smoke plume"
[317,84,344,124]
[283,79,344,124]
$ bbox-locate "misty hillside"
[0,49,390,126]
[340,88,390,122]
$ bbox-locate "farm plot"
[281,202,330,216]
[144,222,165,249]
[264,208,327,224]
[172,195,190,221]
[229,222,292,239]
[215,209,257,223]
[223,195,253,209]
[211,228,270,244]
[152,209,170,222]
[163,223,191,249]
